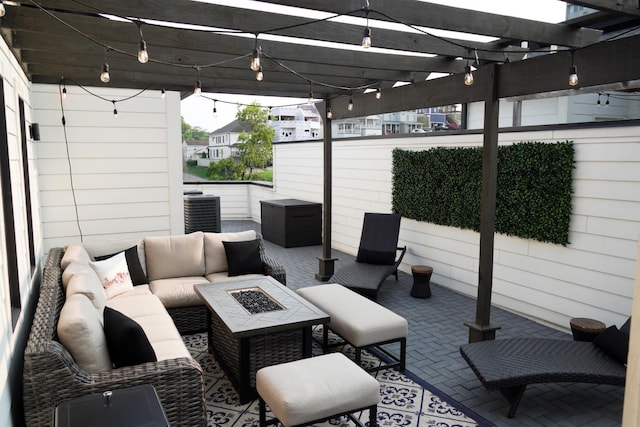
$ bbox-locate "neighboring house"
[182,139,209,161]
[208,120,253,163]
[381,111,423,134]
[332,115,383,138]
[270,104,323,142]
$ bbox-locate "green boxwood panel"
[392,141,574,245]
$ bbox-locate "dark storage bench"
[260,199,322,247]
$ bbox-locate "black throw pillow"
[96,246,148,286]
[223,239,265,277]
[103,307,157,368]
[593,325,629,365]
[356,248,396,265]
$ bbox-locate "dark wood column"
[316,100,337,281]
[465,64,502,342]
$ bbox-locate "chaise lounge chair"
[460,332,628,418]
[330,213,406,300]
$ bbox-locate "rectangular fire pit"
[194,277,329,403]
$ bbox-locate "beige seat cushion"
[204,230,257,275]
[57,294,112,373]
[107,294,191,361]
[144,232,204,281]
[257,352,379,426]
[205,271,265,283]
[296,283,408,347]
[148,276,207,308]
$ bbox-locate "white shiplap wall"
[33,84,183,250]
[270,127,640,331]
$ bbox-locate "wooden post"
[316,100,337,280]
[465,64,501,342]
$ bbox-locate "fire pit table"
[194,277,329,402]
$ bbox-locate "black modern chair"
[329,213,406,300]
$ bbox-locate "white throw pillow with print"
[90,251,133,299]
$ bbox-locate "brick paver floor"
[223,220,624,426]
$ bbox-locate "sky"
[180,0,568,132]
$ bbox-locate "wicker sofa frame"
[459,337,626,418]
[23,247,207,426]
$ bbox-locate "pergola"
[3,0,639,341]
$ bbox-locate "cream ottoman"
[296,283,408,372]
[256,353,379,427]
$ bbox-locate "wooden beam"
[260,0,603,47]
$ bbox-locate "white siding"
[33,84,183,250]
[270,127,640,331]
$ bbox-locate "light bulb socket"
[138,40,149,63]
[194,80,202,95]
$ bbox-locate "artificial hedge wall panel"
[392,141,574,245]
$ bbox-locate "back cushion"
[57,294,112,373]
[61,244,91,269]
[62,262,107,310]
[144,232,205,281]
[204,230,257,274]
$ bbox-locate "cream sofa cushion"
[62,262,107,310]
[61,244,91,269]
[57,294,112,373]
[144,232,204,281]
[204,230,257,275]
[107,294,191,361]
[148,276,207,308]
[205,271,265,283]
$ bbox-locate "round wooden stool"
[411,265,433,298]
[570,317,606,342]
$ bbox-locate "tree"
[205,157,245,180]
[181,116,209,141]
[235,103,275,179]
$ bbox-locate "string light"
[137,21,149,64]
[569,51,578,86]
[256,65,264,81]
[62,86,67,98]
[194,67,202,95]
[212,100,217,117]
[362,27,372,49]
[100,62,110,83]
[596,93,601,107]
[161,88,166,99]
[348,96,354,111]
[464,64,474,86]
[605,93,610,107]
[112,101,118,117]
[0,1,5,17]
[307,82,314,104]
[326,108,333,119]
[376,87,381,99]
[250,36,261,72]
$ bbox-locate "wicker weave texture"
[23,248,207,427]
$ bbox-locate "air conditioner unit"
[183,194,221,233]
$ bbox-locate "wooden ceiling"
[1,0,639,101]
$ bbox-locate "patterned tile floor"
[222,220,624,427]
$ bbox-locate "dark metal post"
[316,100,337,280]
[465,64,501,342]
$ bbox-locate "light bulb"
[113,108,118,117]
[0,2,5,18]
[194,80,202,96]
[569,65,578,86]
[250,49,260,72]
[326,108,333,119]
[62,87,67,98]
[605,94,610,107]
[596,95,601,107]
[212,106,217,118]
[161,88,166,99]
[362,27,371,48]
[375,88,381,99]
[138,40,149,64]
[348,97,354,111]
[464,65,474,86]
[256,66,263,81]
[100,62,110,83]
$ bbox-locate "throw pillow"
[222,239,265,277]
[103,307,157,368]
[95,246,148,286]
[593,325,629,365]
[90,251,134,299]
[356,248,396,265]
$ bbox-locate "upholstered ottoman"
[296,283,407,372]
[256,353,379,427]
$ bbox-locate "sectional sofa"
[23,230,286,426]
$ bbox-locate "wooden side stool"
[256,353,380,427]
[411,265,433,298]
[570,317,606,342]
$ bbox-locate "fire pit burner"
[229,287,284,314]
